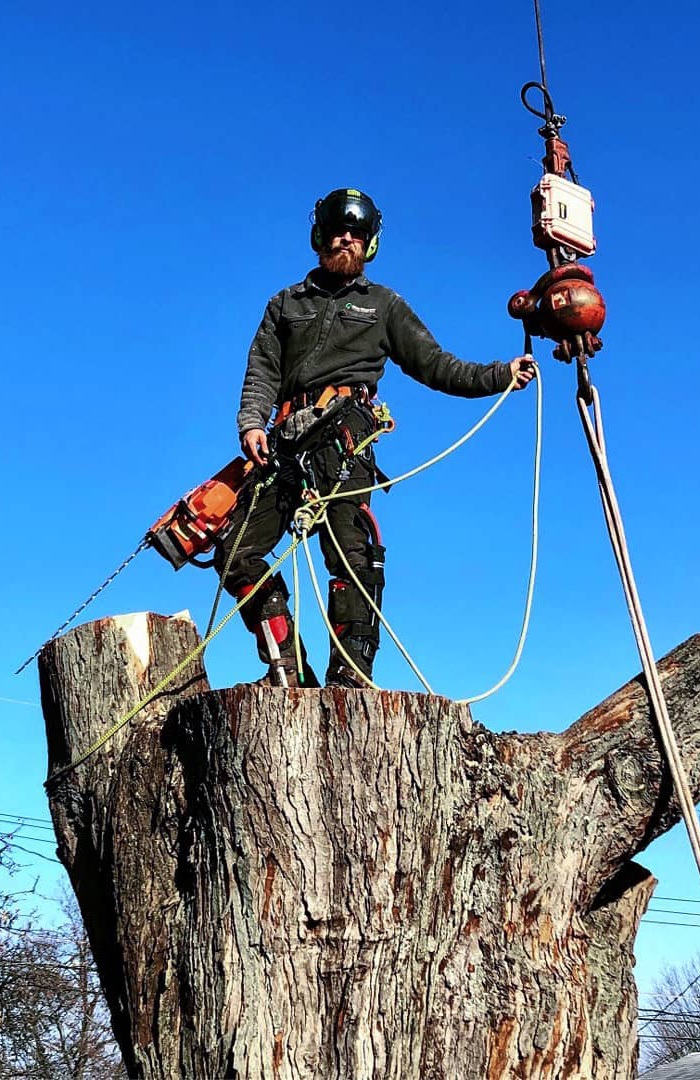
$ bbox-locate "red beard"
[319,246,366,278]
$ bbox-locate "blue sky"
[2,0,700,1008]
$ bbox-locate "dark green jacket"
[238,269,513,437]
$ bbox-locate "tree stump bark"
[40,616,700,1079]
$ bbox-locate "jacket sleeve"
[237,294,284,437]
[386,293,513,398]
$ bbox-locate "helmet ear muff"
[364,233,379,262]
[310,223,324,253]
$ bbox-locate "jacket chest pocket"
[336,308,378,351]
[279,312,319,363]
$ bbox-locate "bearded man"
[215,188,534,688]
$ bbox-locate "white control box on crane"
[531,174,596,256]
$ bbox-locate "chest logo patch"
[345,303,377,315]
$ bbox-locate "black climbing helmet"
[310,188,383,262]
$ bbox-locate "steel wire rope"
[578,386,700,879]
[44,538,311,787]
[533,0,549,94]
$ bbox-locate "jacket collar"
[293,269,371,298]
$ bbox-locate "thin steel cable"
[44,537,306,786]
[533,0,549,94]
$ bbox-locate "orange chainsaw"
[15,457,256,672]
[146,457,255,570]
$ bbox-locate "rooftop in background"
[640,1052,700,1079]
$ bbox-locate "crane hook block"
[508,264,606,364]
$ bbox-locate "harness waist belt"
[274,384,374,427]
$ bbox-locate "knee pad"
[236,573,292,654]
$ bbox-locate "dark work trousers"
[214,400,383,675]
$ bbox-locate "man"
[215,188,534,688]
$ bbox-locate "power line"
[0,812,53,826]
[0,958,98,974]
[1,924,76,940]
[638,969,700,1033]
[0,817,54,832]
[0,833,56,847]
[646,907,700,918]
[654,896,700,905]
[639,1016,700,1025]
[0,839,61,865]
[642,920,700,929]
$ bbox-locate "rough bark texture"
[40,616,700,1079]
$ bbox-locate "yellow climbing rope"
[46,369,541,784]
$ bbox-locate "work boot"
[254,655,317,688]
[325,639,374,689]
[253,643,320,688]
[325,658,367,689]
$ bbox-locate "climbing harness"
[43,419,394,786]
[516,0,700,873]
[43,375,542,785]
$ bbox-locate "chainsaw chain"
[15,539,149,674]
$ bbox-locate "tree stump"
[40,615,700,1079]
